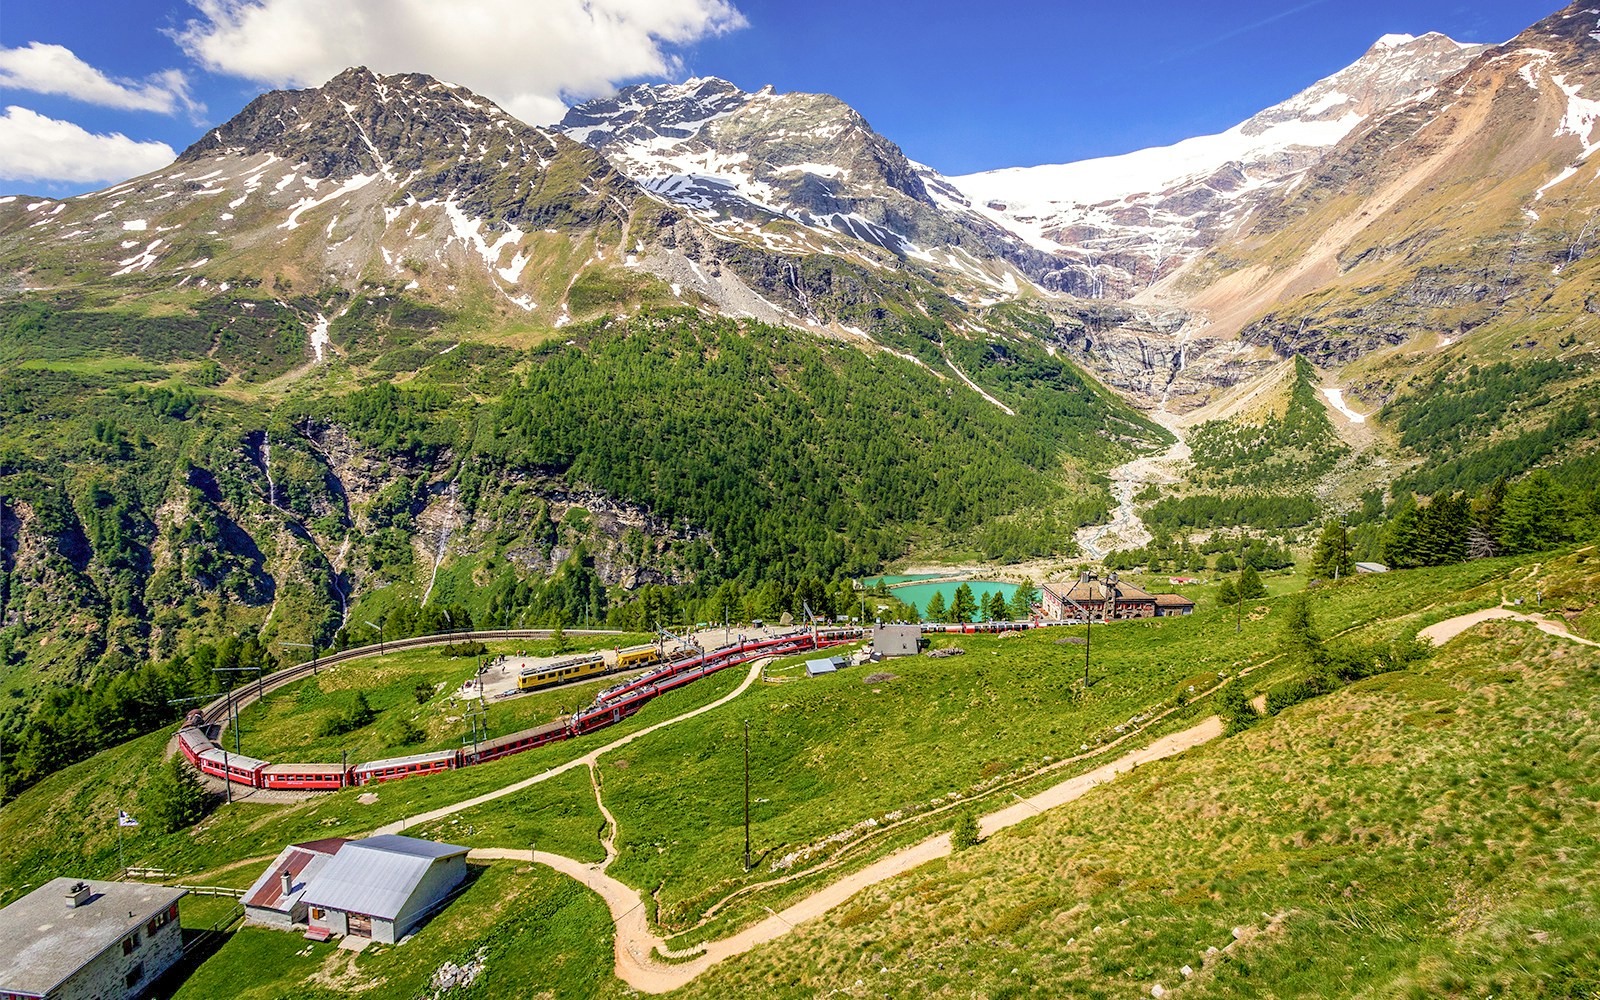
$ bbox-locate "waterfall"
[263,432,277,509]
[421,485,458,606]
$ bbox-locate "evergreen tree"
[1214,551,1237,573]
[1499,472,1569,554]
[1309,520,1355,580]
[1277,593,1324,670]
[985,590,1009,621]
[950,584,978,623]
[925,591,948,621]
[1008,583,1039,620]
[951,809,980,851]
[1237,564,1267,600]
[1382,492,1422,568]
[1216,578,1238,607]
[141,754,210,834]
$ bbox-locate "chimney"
[66,882,92,908]
[280,869,294,897]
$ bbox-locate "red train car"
[351,749,459,785]
[261,762,348,790]
[463,720,569,765]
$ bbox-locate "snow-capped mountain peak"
[946,31,1488,297]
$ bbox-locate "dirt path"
[473,715,1223,994]
[371,661,767,836]
[1418,607,1598,648]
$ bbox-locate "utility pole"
[364,619,384,655]
[743,719,752,871]
[281,641,316,675]
[213,666,262,751]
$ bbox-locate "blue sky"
[0,0,1563,193]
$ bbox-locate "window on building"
[125,964,144,989]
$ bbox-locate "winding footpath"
[372,660,767,836]
[475,715,1224,994]
[1418,607,1599,648]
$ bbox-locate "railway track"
[195,628,625,728]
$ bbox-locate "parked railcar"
[518,653,608,691]
[615,644,664,671]
[352,749,460,784]
[261,762,348,790]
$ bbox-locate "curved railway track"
[192,628,624,727]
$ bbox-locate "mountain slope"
[950,33,1486,299]
[1163,2,1600,493]
[559,78,1065,299]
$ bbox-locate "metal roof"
[243,846,333,912]
[805,658,838,676]
[351,749,457,773]
[196,747,270,770]
[299,836,466,920]
[0,878,187,997]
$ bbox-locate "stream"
[1075,410,1191,561]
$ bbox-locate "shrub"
[1218,679,1259,735]
[952,809,980,851]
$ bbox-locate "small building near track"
[805,656,847,677]
[872,624,922,658]
[301,835,468,944]
[1042,573,1196,621]
[242,838,349,929]
[1154,594,1196,617]
[0,878,186,1000]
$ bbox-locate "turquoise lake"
[887,580,1021,619]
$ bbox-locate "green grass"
[410,762,608,864]
[231,634,648,762]
[171,863,614,1000]
[0,663,746,902]
[673,612,1600,999]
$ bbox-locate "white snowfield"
[947,32,1484,250]
[1320,387,1366,424]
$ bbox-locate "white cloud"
[0,106,175,184]
[172,0,746,124]
[0,42,203,117]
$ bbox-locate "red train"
[175,627,865,792]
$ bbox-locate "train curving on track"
[176,627,867,792]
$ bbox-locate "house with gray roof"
[301,834,468,944]
[0,878,186,1000]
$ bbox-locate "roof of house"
[0,878,187,997]
[242,839,349,913]
[805,658,837,675]
[1154,593,1196,607]
[1043,578,1158,604]
[300,836,467,920]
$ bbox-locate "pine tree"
[1237,565,1267,600]
[1008,583,1038,620]
[950,584,978,623]
[1499,472,1569,555]
[1309,520,1354,580]
[925,591,948,621]
[951,809,980,851]
[1383,493,1421,568]
[1216,578,1238,607]
[142,754,210,834]
[985,590,1009,621]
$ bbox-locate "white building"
[0,878,187,1000]
[301,835,468,944]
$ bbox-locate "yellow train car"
[518,653,608,691]
[615,644,664,671]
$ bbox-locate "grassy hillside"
[675,571,1600,998]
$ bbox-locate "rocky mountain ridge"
[949,32,1488,300]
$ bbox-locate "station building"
[1041,573,1194,620]
[0,878,186,1000]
